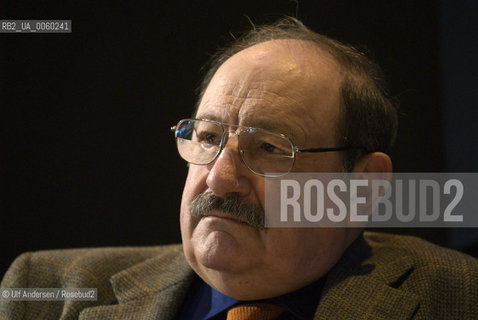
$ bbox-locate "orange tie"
[226,303,285,320]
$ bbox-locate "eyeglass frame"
[171,118,369,177]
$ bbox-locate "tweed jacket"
[1,232,477,320]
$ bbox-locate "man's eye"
[200,133,220,144]
[262,143,280,154]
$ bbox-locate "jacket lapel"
[314,235,420,320]
[79,245,195,320]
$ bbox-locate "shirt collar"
[177,276,325,320]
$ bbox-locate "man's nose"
[206,135,251,196]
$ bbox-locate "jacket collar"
[314,233,419,319]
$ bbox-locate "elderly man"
[1,18,477,320]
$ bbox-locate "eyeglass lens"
[175,119,294,176]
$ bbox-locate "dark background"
[1,1,477,277]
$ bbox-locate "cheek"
[180,167,208,271]
[294,151,345,172]
[181,166,208,210]
[180,167,208,239]
[255,179,266,209]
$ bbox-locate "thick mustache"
[190,192,264,230]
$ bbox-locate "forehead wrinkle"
[213,80,293,101]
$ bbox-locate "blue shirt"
[176,276,325,320]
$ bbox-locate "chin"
[196,249,234,271]
[194,234,248,272]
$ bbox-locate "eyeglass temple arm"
[298,146,369,153]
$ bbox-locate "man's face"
[180,40,357,300]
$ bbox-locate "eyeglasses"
[171,118,368,177]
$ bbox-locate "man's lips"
[201,211,249,225]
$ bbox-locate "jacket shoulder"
[363,232,478,318]
[0,245,183,319]
[1,245,182,290]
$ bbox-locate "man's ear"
[352,152,392,173]
[348,152,392,227]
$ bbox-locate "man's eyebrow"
[246,120,297,141]
[196,113,299,142]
